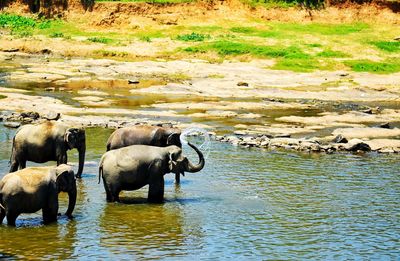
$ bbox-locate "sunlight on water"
[0,126,399,259]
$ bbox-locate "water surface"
[0,126,399,259]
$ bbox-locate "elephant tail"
[98,156,105,184]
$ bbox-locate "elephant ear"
[55,165,75,192]
[167,133,181,147]
[64,128,85,149]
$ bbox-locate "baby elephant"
[0,165,77,226]
[99,143,205,203]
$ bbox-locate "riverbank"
[1,51,400,153]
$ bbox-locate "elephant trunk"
[185,142,205,173]
[65,182,77,219]
[76,144,85,178]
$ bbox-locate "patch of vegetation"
[371,41,400,52]
[94,50,128,57]
[87,37,113,44]
[176,32,210,42]
[344,59,400,74]
[0,95,7,99]
[306,43,323,47]
[208,74,225,79]
[184,41,310,59]
[50,32,64,38]
[136,30,164,41]
[316,49,349,58]
[272,22,369,35]
[229,27,279,38]
[272,58,320,72]
[188,26,223,33]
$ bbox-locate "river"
[0,125,399,259]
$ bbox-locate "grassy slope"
[0,11,399,73]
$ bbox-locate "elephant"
[105,125,183,182]
[98,142,204,203]
[0,164,77,226]
[9,121,86,178]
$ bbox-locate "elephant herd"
[0,121,205,226]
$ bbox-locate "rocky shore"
[1,51,400,154]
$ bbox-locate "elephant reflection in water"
[0,211,78,259]
[99,202,187,255]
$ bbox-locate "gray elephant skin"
[98,142,205,203]
[0,164,77,226]
[9,121,86,178]
[106,125,183,182]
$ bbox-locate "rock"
[237,82,249,87]
[3,122,21,128]
[339,72,349,77]
[345,139,371,152]
[45,87,56,92]
[361,108,373,114]
[20,111,40,120]
[41,49,52,54]
[394,36,400,41]
[3,48,19,52]
[378,122,391,129]
[378,148,395,153]
[332,134,348,143]
[22,117,33,123]
[128,79,140,84]
[234,130,247,136]
[43,112,61,121]
[274,133,291,138]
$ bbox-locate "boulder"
[3,122,21,128]
[332,134,348,143]
[345,139,371,152]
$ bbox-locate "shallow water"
[0,125,399,259]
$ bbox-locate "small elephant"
[106,125,182,182]
[0,164,77,226]
[99,142,204,203]
[9,121,86,178]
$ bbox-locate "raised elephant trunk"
[185,142,205,173]
[65,182,77,219]
[76,144,85,178]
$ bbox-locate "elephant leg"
[57,153,67,165]
[102,179,113,202]
[9,160,19,173]
[19,160,26,170]
[106,183,120,203]
[175,173,180,184]
[148,177,165,203]
[6,211,18,226]
[43,194,59,224]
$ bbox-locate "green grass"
[272,58,320,72]
[344,59,400,74]
[184,40,310,59]
[371,41,400,52]
[87,36,113,44]
[271,22,369,35]
[229,26,280,38]
[176,32,210,42]
[50,32,64,38]
[0,95,7,99]
[316,49,349,58]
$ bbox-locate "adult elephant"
[99,142,204,203]
[9,121,86,178]
[106,125,183,182]
[0,164,77,226]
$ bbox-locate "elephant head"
[168,142,205,176]
[55,164,77,219]
[64,128,86,178]
[166,131,182,148]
